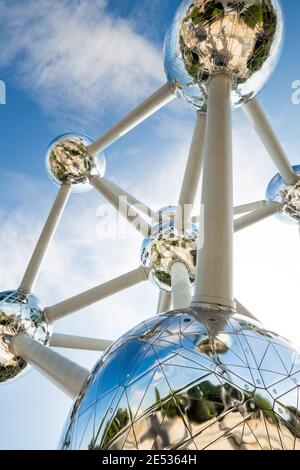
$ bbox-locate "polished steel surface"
[164,0,283,110]
[46,133,106,192]
[141,207,198,292]
[60,307,300,450]
[0,290,51,384]
[266,165,300,224]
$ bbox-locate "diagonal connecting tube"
[10,334,89,399]
[19,183,71,293]
[44,266,150,323]
[104,178,158,222]
[88,83,175,155]
[89,176,151,237]
[243,99,298,186]
[234,202,281,232]
[175,113,207,231]
[50,334,113,352]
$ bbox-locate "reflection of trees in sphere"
[164,0,283,110]
[140,211,198,292]
[60,308,300,450]
[266,165,300,224]
[0,291,51,384]
[45,134,106,192]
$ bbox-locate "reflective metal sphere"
[164,0,284,110]
[45,134,106,192]
[266,165,300,224]
[140,209,198,292]
[0,290,51,384]
[157,206,177,222]
[60,307,300,450]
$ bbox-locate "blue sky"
[0,0,299,450]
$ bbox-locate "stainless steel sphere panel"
[60,308,300,450]
[0,290,51,384]
[164,0,284,110]
[266,165,300,224]
[45,133,106,192]
[141,218,198,292]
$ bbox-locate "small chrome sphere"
[140,208,198,292]
[0,290,51,384]
[60,307,300,450]
[164,0,284,111]
[45,134,106,192]
[266,165,300,224]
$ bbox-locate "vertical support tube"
[193,72,235,310]
[10,334,89,399]
[176,113,207,230]
[157,291,172,314]
[19,184,71,293]
[171,262,191,310]
[243,99,298,185]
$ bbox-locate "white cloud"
[0,0,164,126]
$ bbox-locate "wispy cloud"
[0,0,164,125]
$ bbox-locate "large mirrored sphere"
[0,290,51,384]
[60,307,300,450]
[45,134,106,192]
[164,0,284,110]
[266,165,300,224]
[140,210,198,292]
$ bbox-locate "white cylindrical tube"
[157,291,172,314]
[50,334,113,352]
[234,200,268,216]
[45,266,149,323]
[171,261,191,310]
[105,178,158,222]
[89,176,151,237]
[193,72,234,309]
[88,83,175,155]
[243,99,298,186]
[234,203,281,233]
[10,334,89,399]
[19,184,71,293]
[176,113,207,230]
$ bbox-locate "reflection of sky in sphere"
[60,308,300,450]
[164,0,284,111]
[45,133,106,193]
[266,165,300,224]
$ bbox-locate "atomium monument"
[1,0,300,451]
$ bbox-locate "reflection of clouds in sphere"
[140,207,198,292]
[0,291,51,385]
[45,134,106,192]
[60,308,300,450]
[266,165,300,224]
[164,0,284,110]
